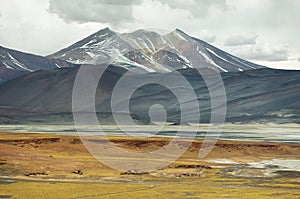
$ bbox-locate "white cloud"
[156,0,228,18]
[224,34,258,46]
[130,0,191,31]
[232,44,288,62]
[298,57,300,62]
[197,29,216,43]
[0,0,104,55]
[254,60,300,70]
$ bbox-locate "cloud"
[224,34,258,46]
[48,0,229,27]
[232,44,288,62]
[48,0,143,25]
[1,0,300,69]
[197,29,216,42]
[298,57,300,62]
[158,0,228,18]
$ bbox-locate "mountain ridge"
[0,66,299,124]
[49,27,266,73]
[0,28,267,83]
[0,45,79,83]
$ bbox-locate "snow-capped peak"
[48,27,266,73]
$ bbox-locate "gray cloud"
[233,44,288,62]
[48,0,142,25]
[224,34,258,46]
[48,0,228,27]
[298,57,300,62]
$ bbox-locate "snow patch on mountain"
[197,46,228,72]
[229,55,256,69]
[207,48,229,63]
[7,53,34,72]
[172,31,188,42]
[2,62,13,70]
[48,28,266,73]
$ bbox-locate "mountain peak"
[174,28,185,33]
[174,28,191,38]
[126,29,162,38]
[94,27,115,35]
[132,29,155,33]
[100,27,112,32]
[165,28,191,42]
[48,28,265,73]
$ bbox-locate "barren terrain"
[0,132,300,198]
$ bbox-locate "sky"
[0,0,299,69]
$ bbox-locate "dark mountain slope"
[0,66,299,124]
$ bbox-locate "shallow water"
[1,124,300,143]
[249,159,300,171]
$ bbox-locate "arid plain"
[0,127,300,199]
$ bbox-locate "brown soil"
[0,131,299,180]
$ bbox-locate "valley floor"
[0,132,300,198]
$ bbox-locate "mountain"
[0,45,78,83]
[0,66,299,124]
[49,28,265,73]
[0,28,265,84]
[0,28,286,125]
